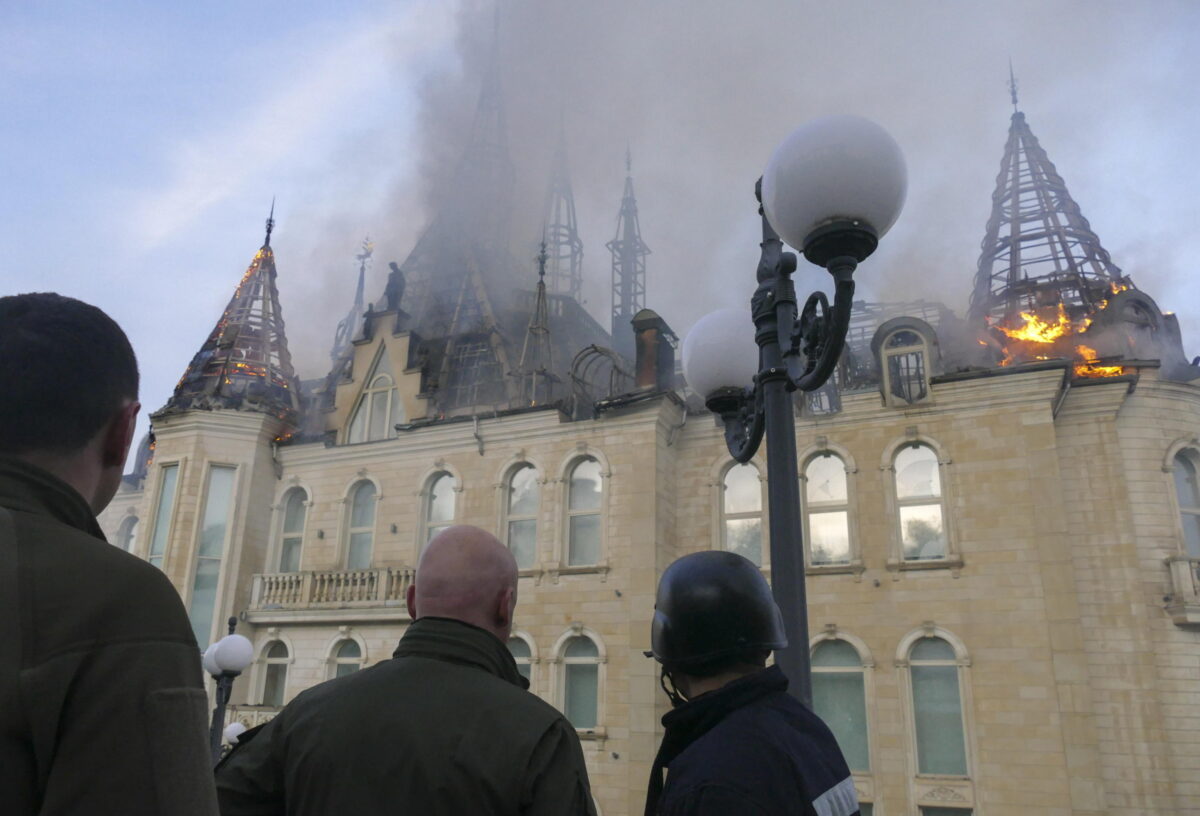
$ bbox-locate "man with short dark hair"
[644,550,859,816]
[216,524,595,816]
[0,293,218,815]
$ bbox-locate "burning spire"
[161,205,300,424]
[968,78,1129,329]
[330,238,372,363]
[608,149,650,360]
[542,117,584,302]
[513,240,559,406]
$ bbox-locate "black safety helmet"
[648,550,787,673]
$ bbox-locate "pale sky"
[3,1,1198,448]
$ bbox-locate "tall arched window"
[330,639,364,679]
[720,463,762,566]
[346,481,377,570]
[561,635,600,729]
[278,488,307,573]
[1173,450,1200,558]
[566,458,602,566]
[504,464,539,569]
[895,444,947,561]
[148,463,179,569]
[803,453,851,566]
[261,641,289,707]
[508,636,534,684]
[347,345,402,443]
[116,516,139,552]
[811,639,870,772]
[909,637,968,776]
[883,329,928,404]
[423,472,457,545]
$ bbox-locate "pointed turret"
[607,150,650,360]
[968,78,1129,328]
[513,241,559,406]
[542,120,584,301]
[162,207,300,424]
[330,238,372,363]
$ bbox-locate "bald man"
[216,525,595,816]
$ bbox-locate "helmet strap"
[659,666,687,708]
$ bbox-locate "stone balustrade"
[246,567,414,624]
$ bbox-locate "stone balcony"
[246,567,414,624]
[225,704,281,731]
[1165,556,1200,626]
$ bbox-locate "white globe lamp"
[761,114,907,267]
[682,308,759,399]
[212,633,254,674]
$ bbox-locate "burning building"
[101,68,1200,816]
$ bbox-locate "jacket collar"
[394,616,529,690]
[645,666,788,815]
[0,455,104,539]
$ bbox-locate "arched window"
[561,635,600,729]
[803,453,851,566]
[909,637,968,776]
[423,472,457,546]
[346,481,377,570]
[116,516,139,552]
[720,463,763,566]
[504,464,539,569]
[148,463,179,569]
[811,639,870,772]
[261,641,289,707]
[330,639,364,679]
[347,345,403,443]
[1173,451,1200,558]
[883,329,928,405]
[278,488,307,573]
[566,458,603,566]
[508,636,533,684]
[188,465,237,649]
[895,444,947,561]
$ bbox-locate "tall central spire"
[968,88,1127,328]
[607,150,650,360]
[542,118,584,302]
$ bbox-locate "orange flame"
[990,304,1125,378]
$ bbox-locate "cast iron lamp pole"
[683,115,906,706]
[203,617,254,765]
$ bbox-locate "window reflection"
[804,454,850,565]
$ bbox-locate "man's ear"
[495,586,515,630]
[406,582,418,620]
[101,401,140,469]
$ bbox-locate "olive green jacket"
[0,456,218,815]
[216,616,596,816]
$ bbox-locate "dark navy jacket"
[647,666,858,816]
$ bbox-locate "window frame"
[500,462,541,571]
[896,626,977,811]
[145,459,185,568]
[326,634,367,680]
[342,478,380,570]
[257,636,294,708]
[507,631,539,692]
[551,626,606,737]
[185,462,239,650]
[557,452,609,573]
[345,344,403,444]
[115,513,139,552]
[882,436,961,572]
[809,630,877,806]
[798,444,863,574]
[715,460,767,567]
[1169,446,1200,558]
[420,469,459,551]
[274,485,310,573]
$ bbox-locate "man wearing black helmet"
[644,550,859,816]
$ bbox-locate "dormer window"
[883,329,928,405]
[347,345,402,443]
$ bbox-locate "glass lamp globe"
[202,643,222,677]
[224,722,248,745]
[682,308,758,398]
[212,633,255,674]
[761,114,907,264]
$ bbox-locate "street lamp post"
[203,617,254,765]
[682,115,906,706]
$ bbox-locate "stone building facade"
[98,98,1200,816]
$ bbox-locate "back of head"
[411,525,518,640]
[650,550,787,676]
[0,293,138,455]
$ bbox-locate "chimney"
[632,308,678,392]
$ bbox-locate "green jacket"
[216,616,596,816]
[0,456,218,815]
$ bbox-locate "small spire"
[1008,60,1019,112]
[264,197,276,246]
[537,237,548,281]
[625,146,632,176]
